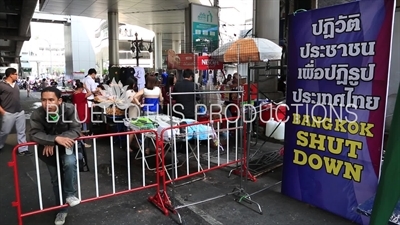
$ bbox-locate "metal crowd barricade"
[148,89,263,224]
[8,129,159,225]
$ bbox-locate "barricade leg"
[8,145,23,225]
[229,122,257,182]
[148,140,172,216]
[229,122,262,214]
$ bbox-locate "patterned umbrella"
[210,38,282,63]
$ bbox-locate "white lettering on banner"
[311,13,362,39]
[297,60,376,86]
[299,42,376,59]
[292,11,382,114]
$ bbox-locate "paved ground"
[0,90,356,225]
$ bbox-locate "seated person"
[222,86,241,121]
[133,75,163,115]
[126,78,141,152]
[133,75,163,155]
[162,74,177,115]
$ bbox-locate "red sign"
[197,56,223,70]
[167,49,197,70]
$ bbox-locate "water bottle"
[65,147,73,155]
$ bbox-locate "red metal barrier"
[229,122,257,182]
[149,116,251,216]
[8,115,256,223]
[8,129,159,225]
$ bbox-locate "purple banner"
[282,0,395,224]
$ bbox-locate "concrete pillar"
[172,40,181,54]
[155,33,163,70]
[253,0,280,44]
[108,12,119,67]
[213,0,219,85]
[64,23,73,76]
[36,62,40,78]
[64,16,96,76]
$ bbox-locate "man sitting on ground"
[30,86,81,225]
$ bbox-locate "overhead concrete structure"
[38,0,208,70]
[0,0,37,65]
[38,0,205,45]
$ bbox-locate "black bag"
[77,141,90,172]
[109,66,120,82]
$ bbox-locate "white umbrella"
[210,38,282,63]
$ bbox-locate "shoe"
[18,150,32,156]
[66,196,80,207]
[84,143,91,148]
[54,212,68,225]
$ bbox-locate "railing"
[8,129,158,225]
[150,116,262,224]
[9,111,263,224]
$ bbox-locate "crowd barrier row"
[8,116,262,225]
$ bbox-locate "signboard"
[22,68,32,72]
[282,0,395,224]
[197,56,223,70]
[167,49,197,70]
[191,4,219,53]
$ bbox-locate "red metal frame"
[8,129,159,225]
[7,117,254,223]
[148,138,171,215]
[149,116,254,214]
[230,123,257,182]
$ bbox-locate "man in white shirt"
[83,69,98,106]
[82,69,98,134]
